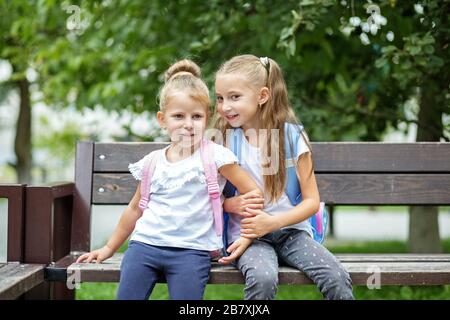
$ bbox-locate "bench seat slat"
[58,253,450,286]
[0,263,45,300]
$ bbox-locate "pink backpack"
[138,139,223,237]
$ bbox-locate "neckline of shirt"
[241,132,260,150]
[160,144,201,166]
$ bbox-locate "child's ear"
[259,87,270,105]
[156,111,166,129]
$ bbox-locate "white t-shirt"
[128,143,237,251]
[227,132,313,243]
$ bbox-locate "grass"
[76,238,450,300]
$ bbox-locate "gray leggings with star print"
[235,229,354,300]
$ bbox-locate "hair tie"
[259,56,270,75]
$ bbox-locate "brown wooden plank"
[317,174,450,205]
[93,174,137,204]
[72,141,94,252]
[66,253,450,285]
[312,142,450,173]
[92,173,450,205]
[327,254,450,262]
[92,142,450,173]
[47,182,74,198]
[94,142,168,172]
[0,263,45,300]
[0,184,26,262]
[23,183,76,300]
[63,253,450,265]
[66,253,450,264]
[24,187,62,300]
[276,264,450,286]
[53,195,73,264]
[24,187,54,264]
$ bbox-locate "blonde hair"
[214,54,313,203]
[159,59,210,115]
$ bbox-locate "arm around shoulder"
[219,163,262,196]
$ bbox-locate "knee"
[321,270,354,300]
[244,267,278,299]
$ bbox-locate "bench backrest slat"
[94,143,167,172]
[91,173,450,205]
[93,142,450,173]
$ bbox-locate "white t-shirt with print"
[227,132,313,243]
[128,142,237,251]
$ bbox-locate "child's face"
[215,74,265,130]
[157,92,208,147]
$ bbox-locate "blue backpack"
[222,122,328,247]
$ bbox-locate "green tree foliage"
[2,0,448,142]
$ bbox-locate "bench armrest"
[24,182,75,265]
[0,184,26,262]
[36,181,75,198]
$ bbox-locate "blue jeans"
[116,240,211,300]
[236,229,354,300]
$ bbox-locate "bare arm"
[76,183,143,263]
[270,151,320,228]
[223,189,265,217]
[218,163,262,264]
[219,163,262,196]
[105,183,143,252]
[241,152,320,238]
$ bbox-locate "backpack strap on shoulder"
[284,123,304,205]
[200,138,223,236]
[223,128,242,198]
[139,150,161,211]
[233,128,243,164]
[284,123,328,243]
[221,128,243,249]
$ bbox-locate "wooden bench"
[0,263,45,300]
[0,184,45,300]
[24,141,450,299]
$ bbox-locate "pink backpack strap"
[200,139,223,236]
[316,202,325,234]
[138,150,160,211]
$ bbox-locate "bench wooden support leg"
[23,184,75,300]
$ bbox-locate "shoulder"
[209,141,238,167]
[136,148,165,165]
[297,127,311,158]
[284,123,310,157]
[211,141,236,158]
[147,148,166,160]
[284,122,305,136]
[128,148,166,180]
[211,141,231,153]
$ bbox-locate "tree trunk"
[408,206,441,253]
[14,78,32,183]
[408,84,443,253]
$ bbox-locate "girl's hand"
[76,245,115,264]
[223,190,264,217]
[218,237,253,265]
[240,208,280,239]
